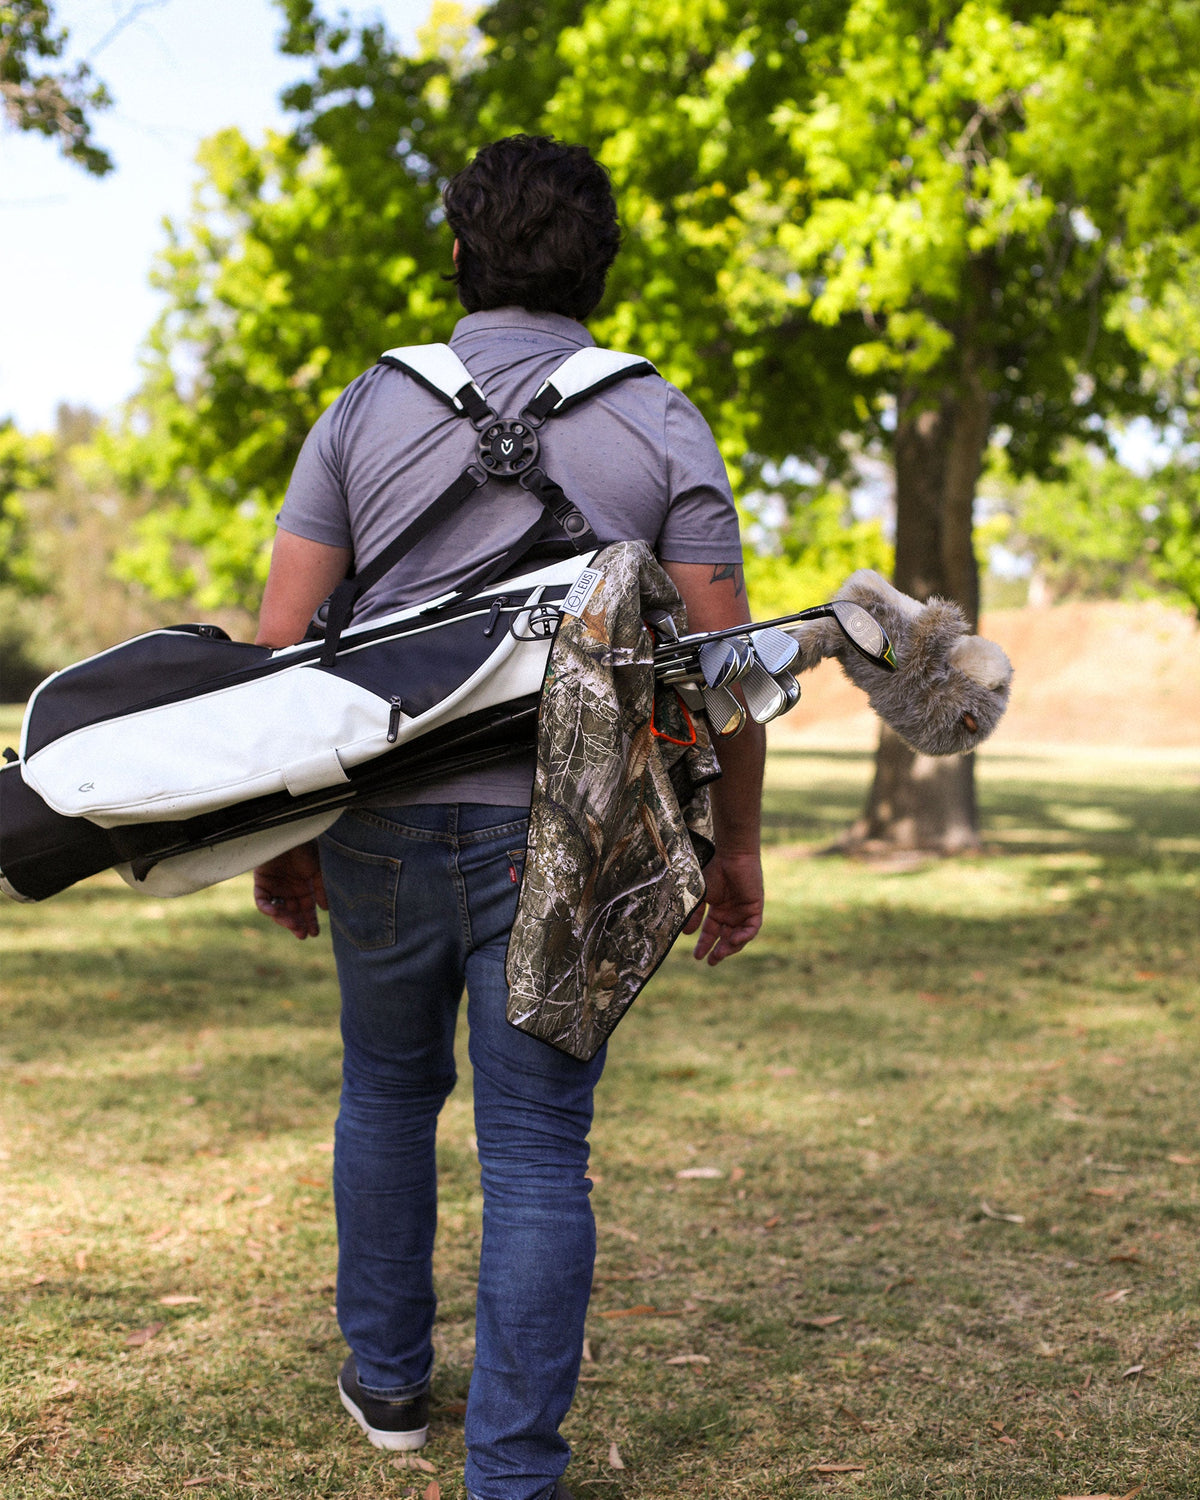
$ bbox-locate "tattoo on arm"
[709,563,745,598]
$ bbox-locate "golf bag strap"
[379,344,493,424]
[520,468,599,548]
[318,344,656,664]
[521,348,657,424]
[319,464,488,666]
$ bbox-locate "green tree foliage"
[1119,259,1200,615]
[983,442,1168,604]
[0,408,240,701]
[0,0,113,174]
[119,0,1200,839]
[0,418,53,593]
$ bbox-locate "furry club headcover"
[786,570,1013,756]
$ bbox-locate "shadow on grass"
[764,747,1200,856]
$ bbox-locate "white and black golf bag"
[0,343,656,902]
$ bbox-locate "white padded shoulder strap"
[379,343,487,414]
[531,347,658,415]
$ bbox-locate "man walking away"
[252,134,765,1500]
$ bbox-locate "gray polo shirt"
[277,306,742,804]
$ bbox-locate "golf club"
[749,628,800,676]
[700,683,746,736]
[738,654,788,723]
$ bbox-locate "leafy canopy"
[0,0,113,174]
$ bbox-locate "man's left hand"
[683,850,764,965]
[253,842,328,939]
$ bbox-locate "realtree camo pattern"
[506,541,719,1061]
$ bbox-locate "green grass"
[2,738,1198,1498]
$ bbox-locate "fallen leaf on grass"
[1096,1288,1132,1303]
[424,1482,441,1500]
[599,1305,682,1319]
[814,1463,867,1474]
[1086,1187,1120,1199]
[608,1442,626,1470]
[1166,1153,1197,1166]
[440,1400,468,1417]
[74,1250,88,1271]
[582,1338,594,1364]
[665,1354,711,1366]
[763,1215,781,1229]
[295,1176,327,1188]
[159,1294,201,1306]
[1108,1251,1141,1264]
[802,1315,845,1329]
[391,1453,437,1472]
[182,1479,223,1489]
[1122,1365,1145,1379]
[125,1323,165,1346]
[980,1201,1025,1224]
[675,1167,723,1179]
[30,1273,47,1286]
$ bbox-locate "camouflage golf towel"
[505,541,720,1061]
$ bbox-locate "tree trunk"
[850,350,992,854]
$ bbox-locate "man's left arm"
[662,559,766,965]
[252,529,352,939]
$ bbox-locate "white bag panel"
[379,343,483,410]
[24,671,392,825]
[532,349,656,408]
[116,810,342,898]
[282,748,350,797]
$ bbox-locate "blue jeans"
[319,804,606,1500]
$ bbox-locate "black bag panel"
[0,762,118,901]
[23,629,271,757]
[328,610,525,718]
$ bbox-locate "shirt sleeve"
[275,399,353,550]
[656,384,744,564]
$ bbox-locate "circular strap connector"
[477,419,539,478]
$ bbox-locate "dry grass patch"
[1,738,1197,1497]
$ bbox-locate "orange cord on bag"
[651,691,697,748]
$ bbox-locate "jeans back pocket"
[320,834,402,952]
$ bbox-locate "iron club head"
[750,627,800,676]
[700,683,746,736]
[739,656,788,723]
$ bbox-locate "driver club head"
[700,683,746,736]
[830,599,897,671]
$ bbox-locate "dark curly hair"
[443,136,621,321]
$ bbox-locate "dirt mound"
[771,599,1200,749]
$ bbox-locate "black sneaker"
[337,1355,430,1450]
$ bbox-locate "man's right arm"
[661,559,766,965]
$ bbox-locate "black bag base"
[0,698,540,903]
